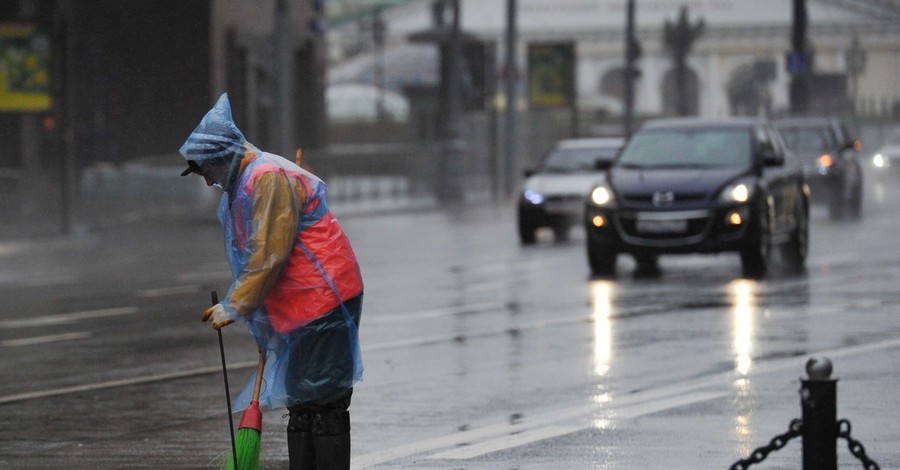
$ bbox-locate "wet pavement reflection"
[2,168,899,468]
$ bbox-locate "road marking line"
[0,307,139,329]
[0,242,25,256]
[20,274,79,287]
[427,425,584,460]
[0,363,231,405]
[426,390,728,461]
[0,325,897,441]
[351,337,900,468]
[364,315,583,351]
[357,388,729,466]
[176,271,231,283]
[137,285,202,298]
[2,332,92,347]
[614,390,728,419]
[366,301,509,324]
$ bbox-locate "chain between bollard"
[728,419,803,470]
[838,419,881,470]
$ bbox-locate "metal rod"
[623,0,636,139]
[213,291,239,470]
[503,0,518,198]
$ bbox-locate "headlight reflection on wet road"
[590,279,614,414]
[728,278,759,455]
[729,279,757,377]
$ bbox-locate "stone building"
[329,0,900,120]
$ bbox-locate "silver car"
[518,137,625,244]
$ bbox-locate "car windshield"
[541,146,619,173]
[777,126,837,153]
[616,128,752,169]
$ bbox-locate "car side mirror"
[594,159,613,171]
[523,168,536,178]
[762,149,784,167]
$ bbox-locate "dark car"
[773,117,863,219]
[584,117,809,278]
[518,137,625,244]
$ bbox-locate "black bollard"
[800,356,837,470]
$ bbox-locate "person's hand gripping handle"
[202,293,235,329]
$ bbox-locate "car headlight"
[718,180,755,203]
[589,185,614,206]
[873,153,889,168]
[817,153,833,175]
[522,189,544,205]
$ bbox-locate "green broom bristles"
[225,427,261,470]
[224,399,263,470]
[223,350,266,470]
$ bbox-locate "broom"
[226,349,266,470]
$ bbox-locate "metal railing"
[729,356,881,470]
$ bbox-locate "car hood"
[523,172,607,197]
[609,167,748,196]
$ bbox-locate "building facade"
[330,0,900,120]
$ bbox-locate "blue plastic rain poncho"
[181,94,364,411]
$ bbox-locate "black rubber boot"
[311,410,351,470]
[288,411,316,470]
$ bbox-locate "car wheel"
[741,204,771,278]
[587,240,616,276]
[847,179,863,219]
[828,183,846,220]
[781,199,808,274]
[552,223,570,242]
[519,223,537,245]
[633,254,660,276]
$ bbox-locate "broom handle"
[252,350,265,401]
[213,291,239,470]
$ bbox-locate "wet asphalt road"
[1,166,899,469]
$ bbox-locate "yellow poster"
[0,23,51,112]
[527,43,574,108]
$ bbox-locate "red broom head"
[238,400,262,432]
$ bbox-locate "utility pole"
[789,0,810,115]
[437,0,464,202]
[623,0,638,139]
[503,0,518,198]
[61,0,78,235]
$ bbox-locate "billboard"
[527,42,575,108]
[0,23,51,112]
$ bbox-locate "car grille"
[622,192,707,204]
[544,195,585,203]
